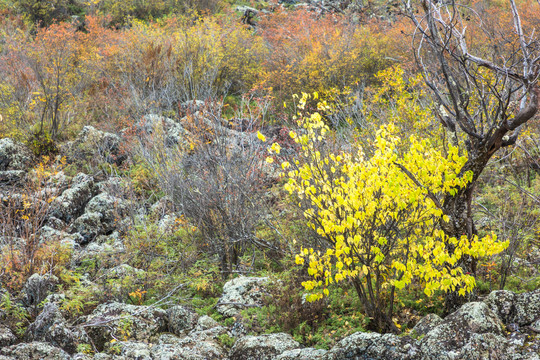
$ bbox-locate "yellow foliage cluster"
[270,96,508,304]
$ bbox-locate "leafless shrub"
[140,101,280,277]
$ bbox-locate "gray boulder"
[275,348,327,360]
[84,302,167,350]
[71,192,128,243]
[193,315,220,332]
[158,332,227,359]
[140,114,190,148]
[52,173,96,221]
[167,305,199,335]
[0,342,71,360]
[229,333,300,360]
[323,332,417,360]
[0,138,32,171]
[84,192,127,230]
[484,289,540,327]
[65,125,123,165]
[24,302,89,354]
[0,324,16,347]
[70,212,103,244]
[0,170,26,185]
[217,276,269,317]
[419,302,505,359]
[411,313,443,337]
[23,273,58,312]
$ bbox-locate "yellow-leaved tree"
[269,99,507,333]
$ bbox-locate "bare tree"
[405,0,540,312]
[139,101,280,277]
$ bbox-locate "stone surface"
[23,273,58,310]
[0,324,17,347]
[229,333,300,360]
[167,305,199,335]
[484,289,540,326]
[52,173,96,222]
[65,125,123,165]
[0,342,72,360]
[0,170,26,185]
[419,302,506,360]
[0,138,32,171]
[71,211,103,244]
[323,332,417,360]
[24,302,88,354]
[217,276,269,317]
[411,313,444,337]
[275,348,328,360]
[140,114,190,148]
[85,302,167,351]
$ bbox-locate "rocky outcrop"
[24,302,88,354]
[51,173,96,222]
[229,333,300,360]
[323,332,416,360]
[22,273,58,311]
[485,289,540,327]
[418,302,505,359]
[167,305,199,335]
[139,114,190,148]
[0,342,71,360]
[276,348,328,360]
[410,313,443,337]
[217,276,269,317]
[84,302,167,350]
[64,126,123,165]
[0,324,17,347]
[0,138,32,172]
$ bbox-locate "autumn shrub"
[0,21,93,140]
[0,157,72,293]
[256,9,405,104]
[268,95,508,333]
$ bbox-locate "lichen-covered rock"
[85,192,127,228]
[217,276,269,317]
[0,342,71,360]
[0,138,32,171]
[323,332,417,360]
[154,332,227,359]
[167,305,199,335]
[513,289,540,326]
[71,211,103,244]
[445,302,504,335]
[193,315,220,331]
[0,324,16,347]
[411,313,444,337]
[105,341,151,360]
[275,348,327,360]
[24,302,88,354]
[229,333,300,360]
[65,126,123,165]
[52,173,96,222]
[484,290,517,324]
[85,302,167,351]
[419,302,505,359]
[71,192,127,243]
[38,226,83,249]
[0,170,26,185]
[484,289,540,327]
[140,114,190,149]
[23,273,58,311]
[105,264,145,280]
